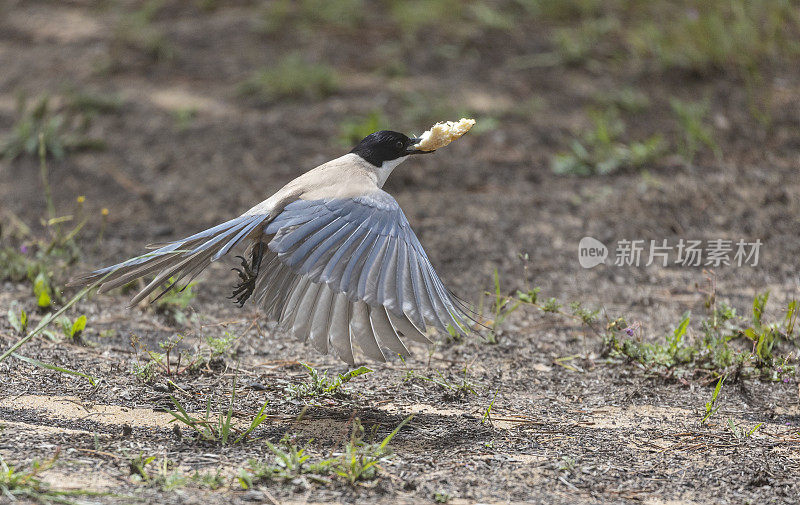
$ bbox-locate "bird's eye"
[395,141,403,149]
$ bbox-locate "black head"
[350,130,429,167]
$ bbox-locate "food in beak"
[413,118,476,151]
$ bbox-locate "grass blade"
[11,353,96,385]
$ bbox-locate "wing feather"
[351,301,385,362]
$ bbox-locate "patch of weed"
[701,375,725,424]
[333,416,412,485]
[167,378,269,445]
[288,363,373,398]
[404,363,478,399]
[1,449,104,502]
[259,0,365,35]
[239,435,333,487]
[56,314,88,342]
[485,268,521,343]
[552,107,664,176]
[726,418,763,443]
[113,0,175,62]
[670,98,720,162]
[1,95,107,161]
[627,1,799,76]
[238,55,338,103]
[152,277,198,326]
[604,289,798,380]
[339,110,390,146]
[6,305,29,335]
[434,490,453,503]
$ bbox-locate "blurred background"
[1,0,799,329]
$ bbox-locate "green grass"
[239,416,413,488]
[1,95,106,162]
[403,364,479,398]
[287,363,373,398]
[626,1,800,75]
[128,454,226,491]
[339,110,390,146]
[551,107,664,176]
[152,277,198,326]
[238,55,339,103]
[129,331,238,381]
[238,435,333,486]
[604,291,798,380]
[167,378,270,445]
[113,0,175,62]
[259,0,366,34]
[670,98,721,162]
[1,450,106,503]
[701,375,725,424]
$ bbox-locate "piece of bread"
[414,118,476,151]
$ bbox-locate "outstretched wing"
[255,191,472,364]
[68,213,270,305]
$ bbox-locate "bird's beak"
[405,138,434,155]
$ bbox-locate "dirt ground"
[1,1,799,504]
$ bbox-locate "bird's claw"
[229,255,258,307]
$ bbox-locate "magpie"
[71,130,473,364]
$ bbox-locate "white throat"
[374,156,409,187]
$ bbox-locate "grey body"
[72,151,469,364]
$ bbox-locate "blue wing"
[258,192,472,363]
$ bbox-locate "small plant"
[0,450,100,502]
[204,332,238,360]
[239,435,334,488]
[552,107,664,176]
[153,278,198,326]
[701,376,725,424]
[128,454,194,491]
[434,491,453,503]
[113,0,175,62]
[0,453,54,502]
[167,379,269,445]
[7,306,28,335]
[56,314,88,341]
[569,301,600,325]
[32,272,54,309]
[287,363,372,398]
[238,55,338,103]
[405,364,478,398]
[333,416,412,485]
[481,388,499,425]
[339,110,390,146]
[606,312,696,369]
[541,297,562,313]
[131,334,192,378]
[726,418,763,443]
[1,95,106,161]
[485,268,521,343]
[191,470,226,490]
[670,98,720,162]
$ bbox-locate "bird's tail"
[68,214,268,306]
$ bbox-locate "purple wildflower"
[19,245,28,254]
[625,327,635,337]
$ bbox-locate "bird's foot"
[229,255,258,307]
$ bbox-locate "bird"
[70,130,473,365]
